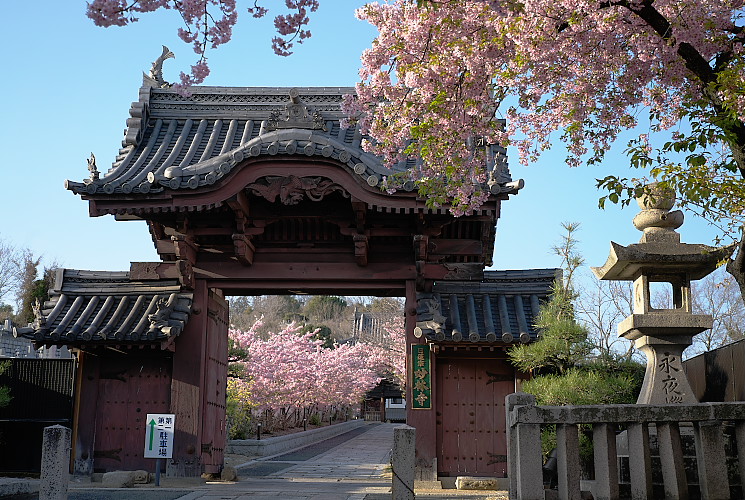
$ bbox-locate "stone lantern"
[592,183,735,404]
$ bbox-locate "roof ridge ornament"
[85,152,99,184]
[266,88,328,132]
[143,45,175,88]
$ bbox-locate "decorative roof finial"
[86,152,99,183]
[143,45,175,88]
[32,299,45,329]
[266,88,328,132]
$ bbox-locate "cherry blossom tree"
[229,320,390,431]
[346,0,745,291]
[86,0,318,86]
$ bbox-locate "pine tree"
[509,223,644,403]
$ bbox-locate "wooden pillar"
[168,280,228,476]
[71,351,99,475]
[404,279,437,481]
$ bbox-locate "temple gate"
[15,62,556,478]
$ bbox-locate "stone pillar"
[392,425,416,500]
[40,425,71,500]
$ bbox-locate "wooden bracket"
[232,234,256,266]
[176,260,195,290]
[414,234,429,262]
[160,334,177,352]
[416,260,425,291]
[352,201,367,232]
[353,234,369,267]
[227,190,250,233]
[171,234,198,264]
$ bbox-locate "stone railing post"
[391,424,415,500]
[556,423,581,500]
[593,423,619,500]
[693,420,729,499]
[40,425,71,500]
[656,422,687,499]
[506,392,543,500]
[626,423,653,499]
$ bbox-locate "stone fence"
[506,392,745,500]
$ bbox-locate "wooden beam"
[414,235,429,261]
[194,261,416,283]
[428,238,483,256]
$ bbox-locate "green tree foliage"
[303,296,347,323]
[300,324,335,349]
[228,296,255,331]
[510,223,592,375]
[0,304,13,323]
[510,283,593,375]
[510,223,644,405]
[365,297,404,314]
[522,363,644,407]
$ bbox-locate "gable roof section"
[415,268,558,344]
[18,269,193,347]
[64,86,515,201]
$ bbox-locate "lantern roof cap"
[592,241,735,281]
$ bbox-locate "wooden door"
[200,290,229,474]
[436,356,513,476]
[94,355,171,472]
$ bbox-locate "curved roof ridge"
[65,85,520,200]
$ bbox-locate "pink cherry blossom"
[228,319,403,429]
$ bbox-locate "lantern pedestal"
[620,313,712,404]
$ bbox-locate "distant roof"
[64,84,515,199]
[415,269,558,344]
[18,269,193,348]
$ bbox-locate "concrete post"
[391,424,416,500]
[39,425,71,500]
[657,422,688,500]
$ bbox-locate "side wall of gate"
[0,358,76,473]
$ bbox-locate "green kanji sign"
[411,344,431,409]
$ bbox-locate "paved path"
[63,422,506,499]
[177,422,393,500]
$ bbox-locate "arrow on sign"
[148,419,156,451]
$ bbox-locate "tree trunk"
[726,230,745,306]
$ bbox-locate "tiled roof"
[415,269,558,344]
[18,269,193,346]
[64,85,515,198]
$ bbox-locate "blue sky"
[0,2,724,283]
